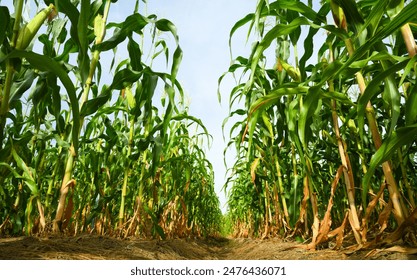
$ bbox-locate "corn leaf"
[11,148,38,196]
[127,35,142,71]
[94,13,150,51]
[357,58,409,138]
[0,6,10,45]
[77,0,90,85]
[331,0,417,80]
[406,84,417,126]
[363,124,417,191]
[57,0,81,46]
[2,50,80,151]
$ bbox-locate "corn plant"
[222,0,417,247]
[0,0,221,238]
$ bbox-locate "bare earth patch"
[0,235,416,260]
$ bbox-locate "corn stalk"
[223,0,417,246]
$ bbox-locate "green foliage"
[0,1,221,238]
[222,0,417,242]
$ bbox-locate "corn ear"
[94,14,106,44]
[125,86,136,109]
[15,4,55,50]
[278,58,301,82]
[330,0,347,31]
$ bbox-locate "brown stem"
[331,100,361,243]
[365,105,406,223]
[328,43,361,242]
[344,38,406,224]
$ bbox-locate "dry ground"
[1,235,417,260]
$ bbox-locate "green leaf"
[331,0,417,80]
[249,86,309,115]
[94,28,126,51]
[111,68,142,90]
[153,223,166,240]
[155,19,179,43]
[57,0,81,47]
[143,204,166,240]
[171,46,182,85]
[299,4,330,77]
[406,84,417,126]
[11,148,38,195]
[319,90,354,105]
[247,17,318,92]
[362,124,417,194]
[287,10,302,46]
[0,162,36,193]
[2,50,80,151]
[229,13,254,49]
[151,136,162,177]
[381,59,401,136]
[161,85,174,140]
[51,18,68,44]
[268,0,324,22]
[399,55,417,86]
[80,90,111,117]
[358,0,389,36]
[298,86,320,148]
[127,35,142,71]
[247,86,308,158]
[10,69,36,103]
[95,13,150,51]
[124,13,150,33]
[77,0,91,85]
[171,114,209,136]
[357,59,409,139]
[0,6,10,45]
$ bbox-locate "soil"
[1,234,417,260]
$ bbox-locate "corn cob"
[15,4,56,50]
[277,58,301,82]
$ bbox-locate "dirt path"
[0,235,416,260]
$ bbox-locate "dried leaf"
[61,193,73,231]
[384,245,417,254]
[307,193,320,250]
[378,200,393,233]
[383,206,417,244]
[348,210,362,244]
[314,165,344,246]
[329,212,349,250]
[365,246,417,258]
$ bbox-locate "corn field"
[221,0,417,248]
[0,0,221,238]
[1,0,417,250]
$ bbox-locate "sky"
[1,0,261,212]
